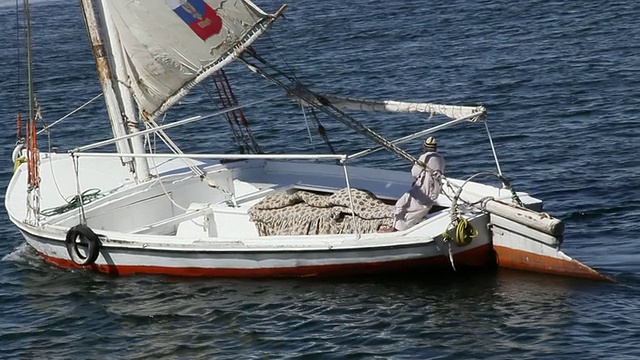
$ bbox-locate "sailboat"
[5,0,611,280]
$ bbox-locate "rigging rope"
[16,113,22,142]
[300,104,315,150]
[297,102,337,154]
[310,108,336,154]
[145,117,235,200]
[443,171,524,209]
[37,93,102,135]
[203,82,247,152]
[144,124,190,212]
[484,120,503,177]
[260,34,300,83]
[209,69,262,154]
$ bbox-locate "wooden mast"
[78,0,137,175]
[98,1,151,181]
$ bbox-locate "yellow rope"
[13,157,27,173]
[442,217,478,247]
[454,217,478,246]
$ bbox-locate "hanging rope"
[443,171,524,210]
[203,82,247,153]
[209,69,262,154]
[16,113,22,142]
[26,118,39,189]
[211,72,251,152]
[310,108,337,154]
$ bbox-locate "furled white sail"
[321,95,486,120]
[287,84,485,120]
[102,0,281,121]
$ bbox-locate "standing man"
[380,136,445,232]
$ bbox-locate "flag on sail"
[165,0,223,40]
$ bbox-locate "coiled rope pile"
[40,188,103,217]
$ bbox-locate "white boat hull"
[6,154,610,280]
[18,222,494,277]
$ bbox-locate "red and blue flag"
[165,0,223,40]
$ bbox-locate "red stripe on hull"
[494,245,613,282]
[38,244,493,278]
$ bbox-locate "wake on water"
[1,242,48,270]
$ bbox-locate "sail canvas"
[103,0,275,120]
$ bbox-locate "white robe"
[393,151,445,231]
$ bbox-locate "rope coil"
[442,217,478,247]
[40,188,103,217]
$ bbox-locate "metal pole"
[342,159,361,239]
[99,0,151,181]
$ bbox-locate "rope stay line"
[37,93,103,135]
[348,111,484,160]
[310,107,336,155]
[211,69,263,154]
[145,119,205,176]
[144,119,234,198]
[203,80,248,153]
[300,104,315,150]
[70,93,281,154]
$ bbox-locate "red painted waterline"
[38,244,493,277]
[494,245,614,282]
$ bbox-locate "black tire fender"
[65,224,101,266]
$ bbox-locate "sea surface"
[1,0,640,358]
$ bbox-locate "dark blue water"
[1,0,640,358]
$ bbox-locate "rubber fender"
[65,224,101,266]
